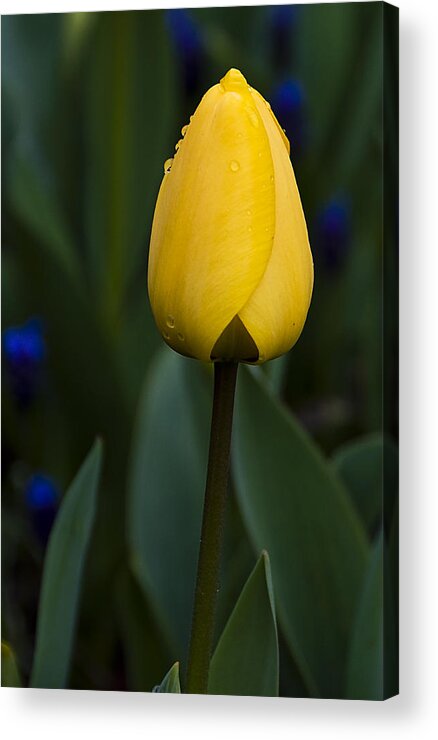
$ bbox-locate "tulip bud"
[148,68,313,364]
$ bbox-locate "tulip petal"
[238,90,314,362]
[148,70,276,362]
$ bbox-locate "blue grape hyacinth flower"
[3,317,46,409]
[315,197,352,273]
[166,9,204,96]
[271,79,306,156]
[269,4,299,71]
[25,473,60,546]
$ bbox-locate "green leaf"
[208,551,279,697]
[346,530,397,699]
[233,368,368,697]
[332,434,398,533]
[152,662,181,694]
[300,2,382,186]
[84,10,176,324]
[6,149,81,287]
[127,349,211,662]
[2,15,81,288]
[1,642,22,688]
[30,439,103,689]
[1,14,62,137]
[114,566,170,693]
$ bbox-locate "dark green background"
[1,3,398,698]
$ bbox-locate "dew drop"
[166,315,175,328]
[177,332,185,342]
[230,160,240,172]
[164,158,173,174]
[181,124,189,136]
[246,108,259,128]
[175,139,183,152]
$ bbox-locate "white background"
[1,0,437,737]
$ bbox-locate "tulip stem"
[185,360,239,694]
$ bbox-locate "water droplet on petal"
[246,107,259,127]
[230,160,240,172]
[164,158,173,174]
[166,315,175,328]
[181,124,189,136]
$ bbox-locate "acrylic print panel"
[1,2,398,699]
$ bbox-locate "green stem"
[185,361,239,694]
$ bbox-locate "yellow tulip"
[148,68,313,364]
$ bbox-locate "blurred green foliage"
[1,4,398,698]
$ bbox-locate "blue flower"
[166,9,204,96]
[314,197,351,273]
[3,317,46,409]
[271,79,306,156]
[269,4,299,71]
[25,473,60,545]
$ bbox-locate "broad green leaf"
[31,439,103,689]
[299,2,361,156]
[233,368,368,697]
[1,642,22,688]
[2,15,81,287]
[84,10,176,325]
[6,149,81,287]
[62,12,97,71]
[332,434,398,533]
[263,355,289,397]
[114,567,170,693]
[127,349,211,662]
[209,551,279,697]
[346,530,397,699]
[1,14,61,137]
[300,3,382,186]
[152,662,181,694]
